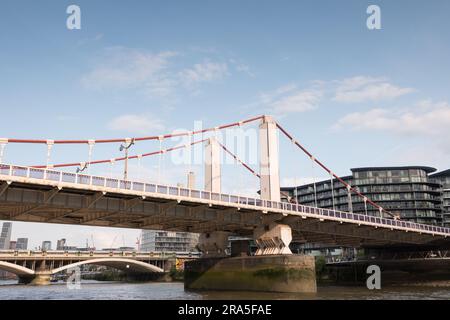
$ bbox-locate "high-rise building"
[9,241,16,250]
[282,166,444,225]
[141,230,199,252]
[56,238,66,250]
[16,238,28,250]
[0,222,12,249]
[430,169,450,227]
[41,241,52,251]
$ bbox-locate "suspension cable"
[188,131,193,177]
[330,172,336,211]
[294,177,299,204]
[46,140,54,168]
[217,141,260,179]
[158,136,163,184]
[347,185,353,214]
[137,154,143,182]
[276,122,397,219]
[87,140,95,175]
[109,159,115,179]
[311,156,318,208]
[31,138,208,169]
[363,196,368,216]
[5,116,264,145]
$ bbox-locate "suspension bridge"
[0,115,448,255]
[1,115,450,291]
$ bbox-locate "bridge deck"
[0,164,449,248]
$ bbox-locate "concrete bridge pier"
[185,224,317,293]
[17,272,52,285]
[254,222,293,255]
[30,272,52,285]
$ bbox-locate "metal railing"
[0,249,201,259]
[1,163,450,237]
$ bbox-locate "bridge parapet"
[1,163,450,248]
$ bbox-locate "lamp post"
[120,138,135,180]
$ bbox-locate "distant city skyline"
[1,0,450,248]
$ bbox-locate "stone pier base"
[18,273,51,285]
[184,255,316,293]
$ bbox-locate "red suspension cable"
[216,141,261,179]
[276,122,398,219]
[4,116,264,145]
[32,138,208,169]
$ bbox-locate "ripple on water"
[0,281,449,300]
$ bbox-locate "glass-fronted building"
[16,238,28,250]
[56,239,66,250]
[430,169,450,227]
[282,166,444,225]
[41,241,52,251]
[0,222,12,250]
[141,230,199,253]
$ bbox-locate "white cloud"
[258,84,297,105]
[178,61,229,87]
[108,114,165,135]
[271,89,323,113]
[383,143,450,169]
[333,76,414,103]
[256,84,323,115]
[82,49,232,98]
[228,58,254,77]
[333,100,450,136]
[81,48,177,94]
[235,63,254,77]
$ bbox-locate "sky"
[1,0,450,249]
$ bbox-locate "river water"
[0,280,449,300]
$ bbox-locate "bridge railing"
[1,163,450,236]
[0,249,201,258]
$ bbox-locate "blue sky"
[1,0,450,249]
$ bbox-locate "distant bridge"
[0,250,197,284]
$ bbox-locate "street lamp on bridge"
[120,138,135,181]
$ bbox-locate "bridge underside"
[0,180,448,248]
[0,257,165,277]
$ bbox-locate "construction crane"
[136,232,142,251]
[91,234,96,251]
[110,235,118,249]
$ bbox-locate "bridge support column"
[18,272,52,285]
[204,137,221,193]
[185,226,317,293]
[253,222,293,255]
[259,115,280,202]
[184,254,316,293]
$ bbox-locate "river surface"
[0,280,449,300]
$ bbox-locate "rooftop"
[430,169,450,178]
[351,166,437,174]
